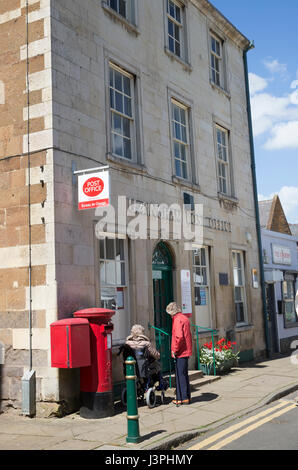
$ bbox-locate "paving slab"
[1,356,298,450]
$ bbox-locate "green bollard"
[125,356,141,444]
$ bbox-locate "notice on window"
[200,287,207,306]
[78,170,110,210]
[181,269,192,316]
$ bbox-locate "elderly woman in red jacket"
[166,302,192,405]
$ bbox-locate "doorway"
[265,283,279,354]
[152,242,174,373]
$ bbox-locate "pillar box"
[73,308,115,419]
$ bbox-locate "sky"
[211,0,298,224]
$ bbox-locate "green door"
[152,243,174,373]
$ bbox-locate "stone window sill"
[164,47,192,73]
[235,323,254,333]
[102,2,140,36]
[218,192,238,206]
[106,153,147,173]
[210,80,231,99]
[172,175,200,193]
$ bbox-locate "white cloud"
[258,187,298,224]
[264,59,288,77]
[290,79,298,90]
[250,92,294,136]
[249,73,268,96]
[250,65,298,148]
[264,121,298,150]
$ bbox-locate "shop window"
[99,237,129,343]
[232,250,248,324]
[283,280,298,326]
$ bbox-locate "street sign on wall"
[78,169,110,210]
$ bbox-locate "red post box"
[73,308,115,419]
[50,318,91,369]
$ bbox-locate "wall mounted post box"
[50,318,91,369]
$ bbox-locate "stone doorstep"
[164,369,206,388]
[163,371,221,397]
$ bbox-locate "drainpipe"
[21,0,36,417]
[243,43,271,359]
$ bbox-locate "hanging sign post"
[75,166,110,211]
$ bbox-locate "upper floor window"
[109,64,134,160]
[165,0,189,64]
[167,0,183,57]
[108,0,136,24]
[216,125,231,196]
[171,99,189,180]
[210,33,225,88]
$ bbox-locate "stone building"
[0,0,266,413]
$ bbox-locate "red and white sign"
[78,171,110,210]
[272,245,292,266]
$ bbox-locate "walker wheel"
[121,388,127,407]
[145,388,156,408]
[160,391,165,404]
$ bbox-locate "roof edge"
[191,0,251,49]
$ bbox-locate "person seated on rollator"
[125,324,165,391]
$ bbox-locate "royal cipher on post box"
[50,318,91,369]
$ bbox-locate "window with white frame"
[108,0,136,24]
[232,251,247,324]
[193,247,212,327]
[109,63,134,161]
[210,33,224,88]
[99,237,129,343]
[171,99,189,180]
[216,125,230,196]
[166,0,187,60]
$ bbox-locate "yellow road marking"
[209,403,296,450]
[189,400,294,450]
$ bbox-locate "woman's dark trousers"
[176,357,190,401]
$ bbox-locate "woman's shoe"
[182,399,190,405]
[172,399,182,405]
[172,399,190,405]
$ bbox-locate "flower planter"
[199,338,239,376]
[200,359,237,376]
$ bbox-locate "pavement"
[1,354,298,451]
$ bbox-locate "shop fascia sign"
[272,244,292,266]
[75,166,110,211]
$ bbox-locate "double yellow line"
[189,400,297,450]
